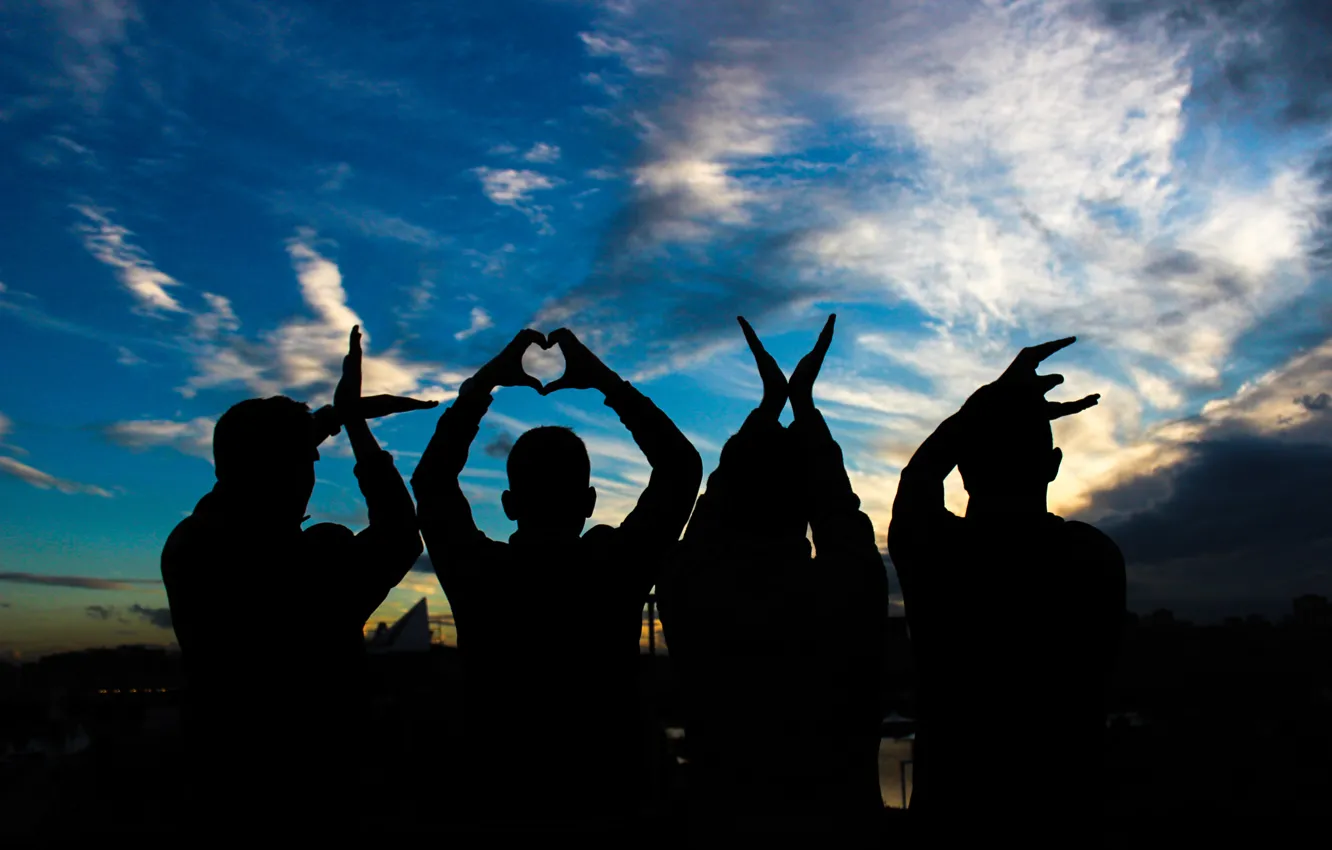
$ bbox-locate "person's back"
[895,514,1122,819]
[888,338,1125,836]
[661,316,886,836]
[453,529,650,824]
[161,330,431,836]
[411,328,702,832]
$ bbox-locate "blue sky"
[3,0,1331,655]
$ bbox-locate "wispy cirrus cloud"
[101,417,215,460]
[0,571,156,590]
[523,143,561,163]
[0,456,114,497]
[578,30,669,76]
[473,167,559,233]
[454,306,494,341]
[74,204,187,315]
[178,228,466,404]
[0,411,112,496]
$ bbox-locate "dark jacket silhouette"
[887,338,1126,834]
[161,329,428,835]
[660,315,887,835]
[411,327,702,832]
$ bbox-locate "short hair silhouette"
[715,424,807,540]
[506,426,590,494]
[957,404,1060,491]
[213,396,313,483]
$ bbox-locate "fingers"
[812,313,836,359]
[347,324,363,360]
[738,316,766,358]
[361,396,440,417]
[511,328,546,351]
[547,327,578,349]
[539,377,570,396]
[1035,373,1065,394]
[1010,336,1076,373]
[1047,393,1100,420]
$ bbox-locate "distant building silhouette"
[1143,609,1178,628]
[367,598,433,653]
[1292,594,1331,628]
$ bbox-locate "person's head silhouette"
[213,396,319,523]
[502,425,594,537]
[955,337,1098,518]
[717,424,808,543]
[957,405,1061,512]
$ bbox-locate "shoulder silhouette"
[660,315,888,837]
[161,326,435,837]
[411,327,701,833]
[888,337,1127,837]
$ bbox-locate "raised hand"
[333,325,364,417]
[475,329,547,394]
[788,314,835,416]
[360,395,441,418]
[313,395,440,442]
[967,336,1100,423]
[539,328,621,395]
[738,316,787,418]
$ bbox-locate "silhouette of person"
[161,327,435,836]
[411,327,702,833]
[887,337,1126,837]
[659,315,888,837]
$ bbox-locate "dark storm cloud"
[128,604,173,630]
[1092,0,1332,125]
[1101,437,1330,562]
[484,431,515,459]
[85,604,115,620]
[1299,393,1331,412]
[0,571,159,591]
[1089,437,1332,617]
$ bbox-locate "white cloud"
[116,346,143,366]
[474,167,556,206]
[582,72,624,98]
[578,30,668,75]
[45,0,140,111]
[191,292,239,339]
[523,143,561,163]
[0,456,112,497]
[319,161,352,192]
[630,63,802,242]
[454,306,494,341]
[179,229,463,405]
[473,167,559,233]
[73,205,186,315]
[102,417,215,460]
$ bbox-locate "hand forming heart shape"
[479,327,618,396]
[521,333,568,390]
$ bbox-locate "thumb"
[539,376,572,395]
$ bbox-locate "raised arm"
[889,337,1101,559]
[785,315,882,562]
[541,328,703,552]
[411,330,544,592]
[330,327,428,615]
[682,317,788,543]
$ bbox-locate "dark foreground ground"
[3,612,1330,837]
